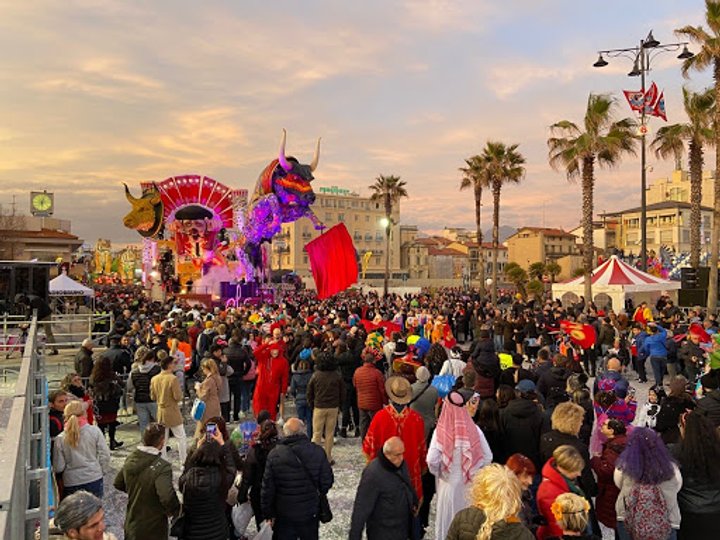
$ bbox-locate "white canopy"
[49,272,94,297]
[552,255,680,311]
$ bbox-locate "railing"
[0,316,49,539]
[0,312,114,355]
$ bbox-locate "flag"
[651,92,667,121]
[559,320,596,350]
[623,89,645,112]
[305,223,358,299]
[644,82,658,107]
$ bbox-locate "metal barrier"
[0,316,49,539]
[0,312,114,355]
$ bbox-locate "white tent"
[49,272,94,297]
[552,255,680,311]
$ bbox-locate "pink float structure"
[122,130,326,300]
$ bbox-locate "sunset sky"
[0,0,712,244]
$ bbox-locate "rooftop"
[508,227,575,239]
[602,200,714,216]
[0,228,81,240]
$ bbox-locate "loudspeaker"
[697,267,710,289]
[681,267,698,289]
[678,288,707,307]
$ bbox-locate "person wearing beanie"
[53,490,116,540]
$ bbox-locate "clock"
[30,191,54,216]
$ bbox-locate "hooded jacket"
[128,362,161,403]
[537,458,582,539]
[113,447,179,540]
[536,367,570,400]
[446,507,535,540]
[290,367,313,406]
[499,398,544,470]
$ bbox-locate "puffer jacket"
[261,433,334,522]
[290,368,312,406]
[537,458,581,539]
[697,389,720,428]
[336,350,360,382]
[127,362,160,403]
[178,460,233,540]
[353,363,387,411]
[307,367,345,409]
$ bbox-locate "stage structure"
[122,130,327,301]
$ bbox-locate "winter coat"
[409,380,439,440]
[74,347,94,378]
[238,441,276,525]
[655,394,695,444]
[224,341,251,379]
[307,368,345,409]
[589,434,627,528]
[348,452,418,540]
[336,350,360,382]
[669,445,720,516]
[89,375,122,419]
[353,363,387,411]
[641,326,667,357]
[499,398,544,470]
[537,458,583,539]
[196,373,222,424]
[105,344,133,376]
[150,370,183,427]
[697,389,720,427]
[613,464,683,529]
[536,367,570,400]
[261,433,334,522]
[113,448,179,540]
[539,430,597,498]
[178,456,234,540]
[290,368,313,406]
[53,423,111,488]
[446,506,535,540]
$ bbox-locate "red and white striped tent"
[552,255,679,311]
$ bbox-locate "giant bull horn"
[278,129,292,172]
[310,137,321,172]
[124,183,138,203]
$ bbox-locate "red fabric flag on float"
[305,223,358,299]
[559,320,596,350]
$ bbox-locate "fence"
[0,316,49,539]
[0,311,114,357]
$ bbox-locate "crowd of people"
[46,286,720,540]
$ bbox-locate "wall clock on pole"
[30,190,54,217]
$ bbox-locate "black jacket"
[655,395,696,444]
[104,344,132,376]
[536,367,570,399]
[178,461,234,540]
[336,350,360,382]
[349,451,417,540]
[670,445,720,516]
[261,433,334,522]
[224,341,251,379]
[238,441,275,527]
[74,347,94,378]
[499,398,544,470]
[697,390,720,428]
[539,430,598,497]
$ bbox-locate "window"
[659,230,673,243]
[376,232,384,241]
[324,213,332,221]
[338,213,345,221]
[365,215,370,222]
[354,215,359,221]
[365,233,373,241]
[303,255,308,264]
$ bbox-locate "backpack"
[624,483,671,540]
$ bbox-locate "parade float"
[122,130,357,304]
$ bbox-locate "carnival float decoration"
[122,130,330,297]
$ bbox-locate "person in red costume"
[252,340,289,421]
[363,376,427,502]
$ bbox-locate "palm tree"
[677,1,720,311]
[545,260,562,283]
[482,141,526,304]
[651,86,714,269]
[460,156,488,294]
[528,261,547,281]
[504,262,528,297]
[368,174,408,297]
[548,94,637,306]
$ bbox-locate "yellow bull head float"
[123,183,164,238]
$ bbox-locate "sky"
[0,0,713,245]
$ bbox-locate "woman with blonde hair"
[53,400,111,499]
[194,358,222,438]
[537,445,586,539]
[551,493,598,539]
[446,463,534,540]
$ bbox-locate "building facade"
[0,215,83,262]
[506,227,578,270]
[647,169,715,208]
[270,186,401,279]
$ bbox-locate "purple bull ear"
[278,129,292,172]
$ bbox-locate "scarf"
[434,396,484,483]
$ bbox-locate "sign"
[318,186,357,197]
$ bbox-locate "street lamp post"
[593,30,693,272]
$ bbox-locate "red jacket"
[590,434,627,528]
[536,458,576,539]
[353,363,387,411]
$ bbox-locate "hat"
[385,376,413,405]
[205,321,214,329]
[515,379,536,393]
[393,340,408,357]
[415,366,431,383]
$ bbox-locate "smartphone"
[206,422,217,442]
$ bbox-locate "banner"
[305,223,358,299]
[559,320,596,350]
[623,89,645,112]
